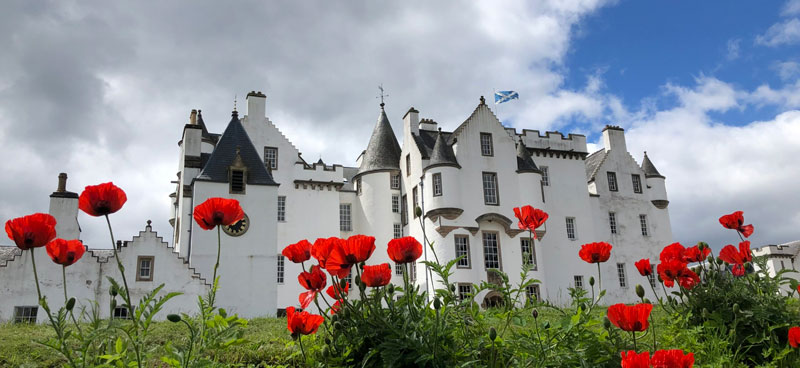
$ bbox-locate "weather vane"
[377,84,388,106]
[233,94,238,112]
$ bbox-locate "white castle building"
[0,91,673,322]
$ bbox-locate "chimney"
[49,173,80,240]
[189,109,197,125]
[57,173,67,192]
[418,118,438,132]
[246,90,267,119]
[602,125,627,153]
[403,106,420,137]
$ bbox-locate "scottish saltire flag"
[494,90,519,104]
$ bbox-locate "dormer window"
[229,147,247,194]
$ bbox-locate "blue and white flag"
[494,90,519,104]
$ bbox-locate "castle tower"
[641,152,668,209]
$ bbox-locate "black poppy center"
[212,211,226,225]
[94,200,112,215]
[591,254,600,262]
[345,254,359,265]
[23,232,35,246]
[632,321,642,331]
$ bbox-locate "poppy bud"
[167,314,182,323]
[657,275,663,283]
[388,284,395,294]
[66,297,76,311]
[355,275,363,287]
[450,284,456,292]
[489,327,497,341]
[733,303,740,314]
[334,321,342,330]
[707,255,714,263]
[579,302,587,311]
[643,298,651,304]
[325,337,331,345]
[603,317,611,329]
[434,298,442,310]
[589,277,595,287]
[110,299,117,310]
[532,309,539,319]
[716,257,723,265]
[415,206,422,218]
[635,284,645,298]
[340,279,348,289]
[219,308,227,318]
[543,321,550,329]
[110,285,118,297]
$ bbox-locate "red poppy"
[192,198,244,230]
[326,282,349,300]
[682,244,711,263]
[657,260,699,289]
[5,213,58,251]
[311,237,341,269]
[796,285,800,295]
[789,327,800,348]
[607,303,652,332]
[387,237,423,264]
[620,350,651,368]
[578,242,613,264]
[677,268,701,289]
[659,242,686,263]
[635,259,653,276]
[650,349,694,368]
[361,263,392,287]
[45,239,85,266]
[326,235,376,277]
[298,266,327,309]
[78,182,127,217]
[513,205,549,238]
[719,210,754,238]
[283,240,312,263]
[286,306,324,337]
[719,241,752,272]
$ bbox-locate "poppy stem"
[596,263,602,296]
[63,265,83,335]
[632,331,637,352]
[210,226,222,306]
[106,215,143,368]
[298,335,308,365]
[32,250,78,367]
[30,249,43,302]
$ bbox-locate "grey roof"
[414,129,454,159]
[342,166,358,191]
[425,130,460,170]
[196,110,218,143]
[641,152,664,178]
[585,149,608,182]
[355,105,402,177]
[516,142,540,173]
[196,111,278,186]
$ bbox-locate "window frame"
[391,195,400,213]
[609,212,617,235]
[480,132,494,156]
[393,223,402,239]
[432,173,443,197]
[406,154,411,176]
[391,174,401,189]
[565,217,577,240]
[412,186,419,218]
[13,306,38,324]
[264,146,279,171]
[617,263,627,288]
[520,237,537,271]
[482,172,499,206]
[401,194,408,225]
[455,235,471,269]
[647,265,657,288]
[632,174,643,194]
[339,204,352,232]
[113,306,131,320]
[458,283,474,301]
[277,196,286,222]
[229,169,246,194]
[526,284,541,303]
[639,214,649,236]
[607,171,618,192]
[482,231,502,271]
[277,255,285,284]
[136,256,155,282]
[541,166,549,186]
[574,275,584,290]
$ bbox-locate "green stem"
[298,335,308,366]
[63,266,83,335]
[596,263,602,294]
[632,331,637,352]
[210,227,222,307]
[32,250,78,367]
[105,215,142,368]
[30,249,43,301]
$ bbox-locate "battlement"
[518,129,588,153]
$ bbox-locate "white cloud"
[664,76,740,113]
[783,0,800,16]
[749,80,800,109]
[773,60,800,80]
[756,18,800,46]
[726,38,741,60]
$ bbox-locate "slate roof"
[413,129,455,159]
[355,106,402,177]
[516,142,540,173]
[584,149,608,182]
[196,110,218,143]
[425,130,460,169]
[196,111,278,186]
[342,166,358,191]
[641,152,664,178]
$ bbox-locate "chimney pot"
[189,109,198,125]
[57,173,68,192]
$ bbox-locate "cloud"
[756,18,800,46]
[783,0,800,16]
[726,38,741,60]
[773,61,800,80]
[749,80,800,109]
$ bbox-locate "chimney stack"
[57,173,67,192]
[189,109,198,125]
[49,173,80,240]
[246,90,267,119]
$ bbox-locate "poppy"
[192,197,244,231]
[286,306,324,338]
[657,259,699,289]
[659,242,686,263]
[78,182,127,217]
[361,263,392,287]
[513,205,548,237]
[789,327,800,348]
[326,235,376,277]
[719,210,753,238]
[387,237,423,264]
[5,213,58,250]
[677,268,701,289]
[326,283,349,315]
[620,350,651,368]
[607,303,652,332]
[719,241,752,275]
[635,259,652,277]
[578,242,613,264]
[650,349,694,368]
[311,237,341,269]
[298,265,327,309]
[682,245,710,263]
[283,240,312,263]
[45,239,86,266]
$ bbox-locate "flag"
[494,90,519,104]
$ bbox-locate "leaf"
[115,337,123,354]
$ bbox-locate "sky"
[0,0,798,252]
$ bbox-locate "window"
[264,147,278,170]
[482,172,499,205]
[607,172,618,192]
[406,154,411,176]
[565,217,577,240]
[781,260,786,270]
[639,214,649,236]
[480,133,494,156]
[392,195,400,213]
[617,263,627,288]
[343,268,352,284]
[574,275,584,290]
[409,262,417,282]
[412,186,419,218]
[632,174,642,194]
[395,263,404,275]
[455,235,471,269]
[458,283,474,301]
[541,166,549,186]
[356,178,362,195]
[277,255,285,284]
[13,306,37,323]
[339,204,352,232]
[277,196,286,222]
[230,169,245,194]
[432,173,443,196]
[401,195,408,225]
[526,284,540,303]
[113,306,131,320]
[136,256,154,281]
[647,266,657,288]
[391,174,400,189]
[609,212,617,234]
[520,238,537,270]
[482,232,501,270]
[393,223,402,239]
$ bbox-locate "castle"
[0,91,673,322]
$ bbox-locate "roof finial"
[233,94,238,112]
[480,96,486,105]
[377,84,388,108]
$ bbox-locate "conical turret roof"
[425,129,460,170]
[516,141,540,173]
[641,152,664,178]
[355,105,402,177]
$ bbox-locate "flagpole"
[493,88,500,124]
